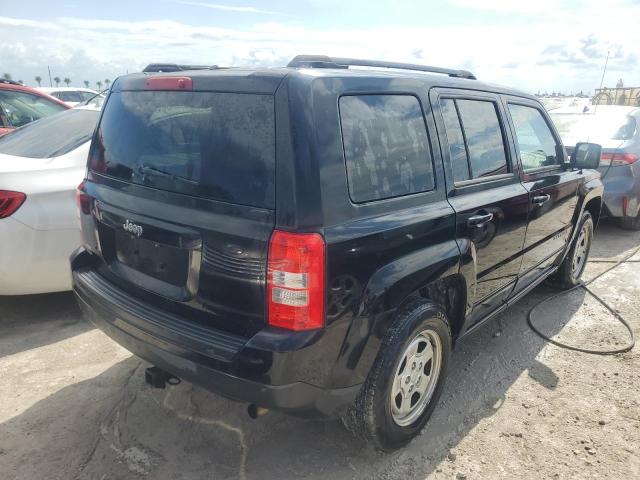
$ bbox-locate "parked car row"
[2,56,638,451]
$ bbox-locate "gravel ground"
[0,222,638,480]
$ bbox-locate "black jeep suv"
[72,55,603,450]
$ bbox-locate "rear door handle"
[532,194,551,206]
[467,213,494,227]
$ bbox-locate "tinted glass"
[509,104,559,169]
[440,98,470,182]
[456,99,508,178]
[93,91,275,208]
[0,90,67,128]
[55,91,84,102]
[340,95,434,203]
[0,109,99,158]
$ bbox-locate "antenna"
[593,50,610,114]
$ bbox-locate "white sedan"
[0,105,100,295]
[36,87,101,107]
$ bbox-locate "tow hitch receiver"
[144,366,180,389]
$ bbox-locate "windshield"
[0,109,99,158]
[0,90,68,128]
[91,91,275,208]
[551,111,637,146]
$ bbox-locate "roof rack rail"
[0,78,24,86]
[142,63,219,73]
[287,55,476,80]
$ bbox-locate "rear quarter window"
[339,94,435,203]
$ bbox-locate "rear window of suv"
[92,91,275,209]
[339,94,435,203]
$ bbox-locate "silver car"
[551,105,640,230]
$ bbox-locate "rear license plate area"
[113,229,189,287]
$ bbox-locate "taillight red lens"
[144,76,193,91]
[600,152,639,166]
[76,182,91,215]
[267,230,326,331]
[0,190,26,219]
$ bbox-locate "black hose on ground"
[526,244,639,355]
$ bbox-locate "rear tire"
[554,211,593,289]
[342,298,451,451]
[619,212,640,231]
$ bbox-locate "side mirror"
[572,142,601,170]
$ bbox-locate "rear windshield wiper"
[137,164,198,185]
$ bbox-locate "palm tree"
[83,80,90,88]
[96,81,102,90]
[2,73,11,81]
[63,77,71,87]
[53,76,61,87]
[105,79,111,89]
[35,76,42,87]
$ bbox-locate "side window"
[439,97,509,182]
[456,99,509,178]
[339,95,434,203]
[508,104,559,170]
[440,99,470,183]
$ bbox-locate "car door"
[503,97,581,289]
[431,89,530,327]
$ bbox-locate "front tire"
[342,299,451,451]
[554,211,594,289]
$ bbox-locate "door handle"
[467,213,494,227]
[532,194,551,206]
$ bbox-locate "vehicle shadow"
[0,286,586,480]
[0,291,92,358]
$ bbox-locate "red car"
[0,79,70,137]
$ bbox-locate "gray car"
[551,105,640,229]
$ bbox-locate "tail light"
[76,182,91,215]
[267,230,326,331]
[600,152,639,166]
[0,190,26,219]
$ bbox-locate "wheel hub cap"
[571,224,590,279]
[390,329,442,427]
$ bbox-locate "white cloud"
[449,0,564,14]
[1,1,639,94]
[169,1,282,15]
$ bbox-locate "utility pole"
[47,66,53,87]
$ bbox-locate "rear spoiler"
[142,63,220,73]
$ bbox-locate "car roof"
[38,87,99,93]
[112,66,534,100]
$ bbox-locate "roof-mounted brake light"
[144,77,193,91]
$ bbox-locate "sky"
[1,0,639,94]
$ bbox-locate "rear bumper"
[71,249,360,418]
